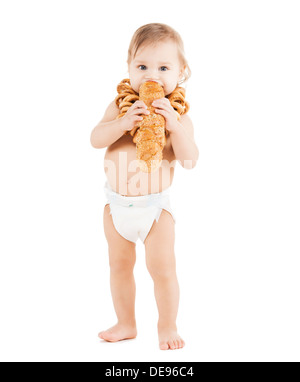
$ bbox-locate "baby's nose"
[145,70,159,80]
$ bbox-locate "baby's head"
[127,23,191,96]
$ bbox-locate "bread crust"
[133,81,166,173]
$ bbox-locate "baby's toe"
[179,339,185,348]
[160,342,169,350]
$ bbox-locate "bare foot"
[158,327,185,350]
[98,323,137,342]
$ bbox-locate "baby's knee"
[146,260,176,281]
[109,254,135,273]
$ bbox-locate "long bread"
[133,81,166,173]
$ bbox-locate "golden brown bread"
[133,81,166,173]
[114,78,190,172]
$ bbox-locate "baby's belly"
[104,136,175,196]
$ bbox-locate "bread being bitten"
[115,78,190,172]
[133,81,166,173]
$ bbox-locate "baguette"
[132,81,166,173]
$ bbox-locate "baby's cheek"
[128,78,139,94]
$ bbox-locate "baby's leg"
[144,210,185,350]
[98,204,137,342]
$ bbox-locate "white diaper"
[104,182,175,243]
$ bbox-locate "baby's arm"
[90,101,124,149]
[169,114,199,169]
[90,100,149,149]
[152,98,199,169]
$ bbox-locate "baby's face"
[128,40,184,96]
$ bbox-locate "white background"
[0,0,299,362]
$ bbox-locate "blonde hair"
[127,23,191,85]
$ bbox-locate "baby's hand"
[152,98,179,133]
[120,101,150,132]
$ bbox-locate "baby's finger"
[153,103,173,113]
[132,108,150,116]
[133,100,147,109]
[154,108,169,118]
[152,98,170,107]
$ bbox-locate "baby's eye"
[138,65,147,70]
[159,66,168,71]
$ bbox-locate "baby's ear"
[178,66,186,85]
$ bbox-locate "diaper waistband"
[104,182,171,208]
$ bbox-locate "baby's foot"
[98,323,137,342]
[158,327,185,350]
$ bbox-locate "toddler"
[90,23,199,350]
